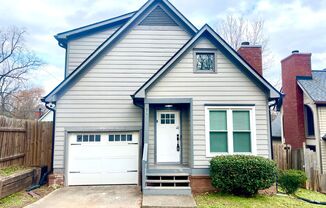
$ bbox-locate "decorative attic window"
[194,50,216,72]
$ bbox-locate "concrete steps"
[145,173,191,194]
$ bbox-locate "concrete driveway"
[25,186,141,208]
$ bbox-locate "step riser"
[146,175,190,188]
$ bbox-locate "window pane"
[210,132,227,152]
[127,134,132,141]
[233,132,251,152]
[89,135,95,142]
[77,135,82,142]
[83,135,89,142]
[95,135,101,142]
[233,111,250,130]
[115,135,120,141]
[121,135,126,141]
[171,119,175,124]
[210,111,227,131]
[166,119,170,124]
[109,135,114,142]
[196,53,214,71]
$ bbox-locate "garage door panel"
[68,172,138,186]
[67,132,139,186]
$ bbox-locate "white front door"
[157,110,181,163]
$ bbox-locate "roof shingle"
[297,70,326,103]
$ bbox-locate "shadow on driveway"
[25,185,141,208]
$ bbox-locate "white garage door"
[67,132,139,186]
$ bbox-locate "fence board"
[0,116,52,170]
[273,143,326,192]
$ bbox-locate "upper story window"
[205,106,256,157]
[194,50,216,72]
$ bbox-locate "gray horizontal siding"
[318,107,326,172]
[66,27,119,75]
[139,5,178,26]
[54,25,191,169]
[147,37,269,168]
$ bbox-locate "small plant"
[210,155,277,196]
[278,169,307,194]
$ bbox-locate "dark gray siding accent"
[139,6,178,26]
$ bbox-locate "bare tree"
[10,87,45,119]
[0,27,43,116]
[217,15,273,72]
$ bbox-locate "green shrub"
[278,169,307,194]
[210,155,277,196]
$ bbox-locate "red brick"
[190,176,276,195]
[237,46,263,76]
[48,173,64,186]
[190,176,217,194]
[281,52,312,149]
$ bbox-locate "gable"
[146,37,267,99]
[139,5,178,26]
[43,0,197,103]
[133,25,281,100]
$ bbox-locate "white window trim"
[205,106,257,157]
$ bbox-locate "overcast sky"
[1,0,325,94]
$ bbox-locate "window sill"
[193,70,217,74]
[206,152,253,158]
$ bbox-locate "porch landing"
[147,164,191,174]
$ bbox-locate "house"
[271,113,282,144]
[42,0,281,194]
[38,110,53,122]
[281,50,326,173]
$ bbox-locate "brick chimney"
[281,50,312,149]
[34,108,42,119]
[237,42,263,76]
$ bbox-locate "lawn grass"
[195,189,325,208]
[0,186,56,208]
[0,166,28,177]
[296,188,326,202]
[0,192,36,208]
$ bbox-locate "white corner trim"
[205,106,257,158]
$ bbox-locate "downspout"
[44,101,56,174]
[269,99,277,160]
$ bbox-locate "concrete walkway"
[142,195,197,208]
[25,186,141,208]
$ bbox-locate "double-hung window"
[205,106,256,156]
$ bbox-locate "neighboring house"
[271,113,282,144]
[38,110,53,122]
[42,0,281,194]
[281,51,326,173]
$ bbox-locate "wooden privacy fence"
[273,143,326,192]
[0,116,53,170]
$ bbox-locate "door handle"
[176,134,180,152]
[177,144,180,152]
